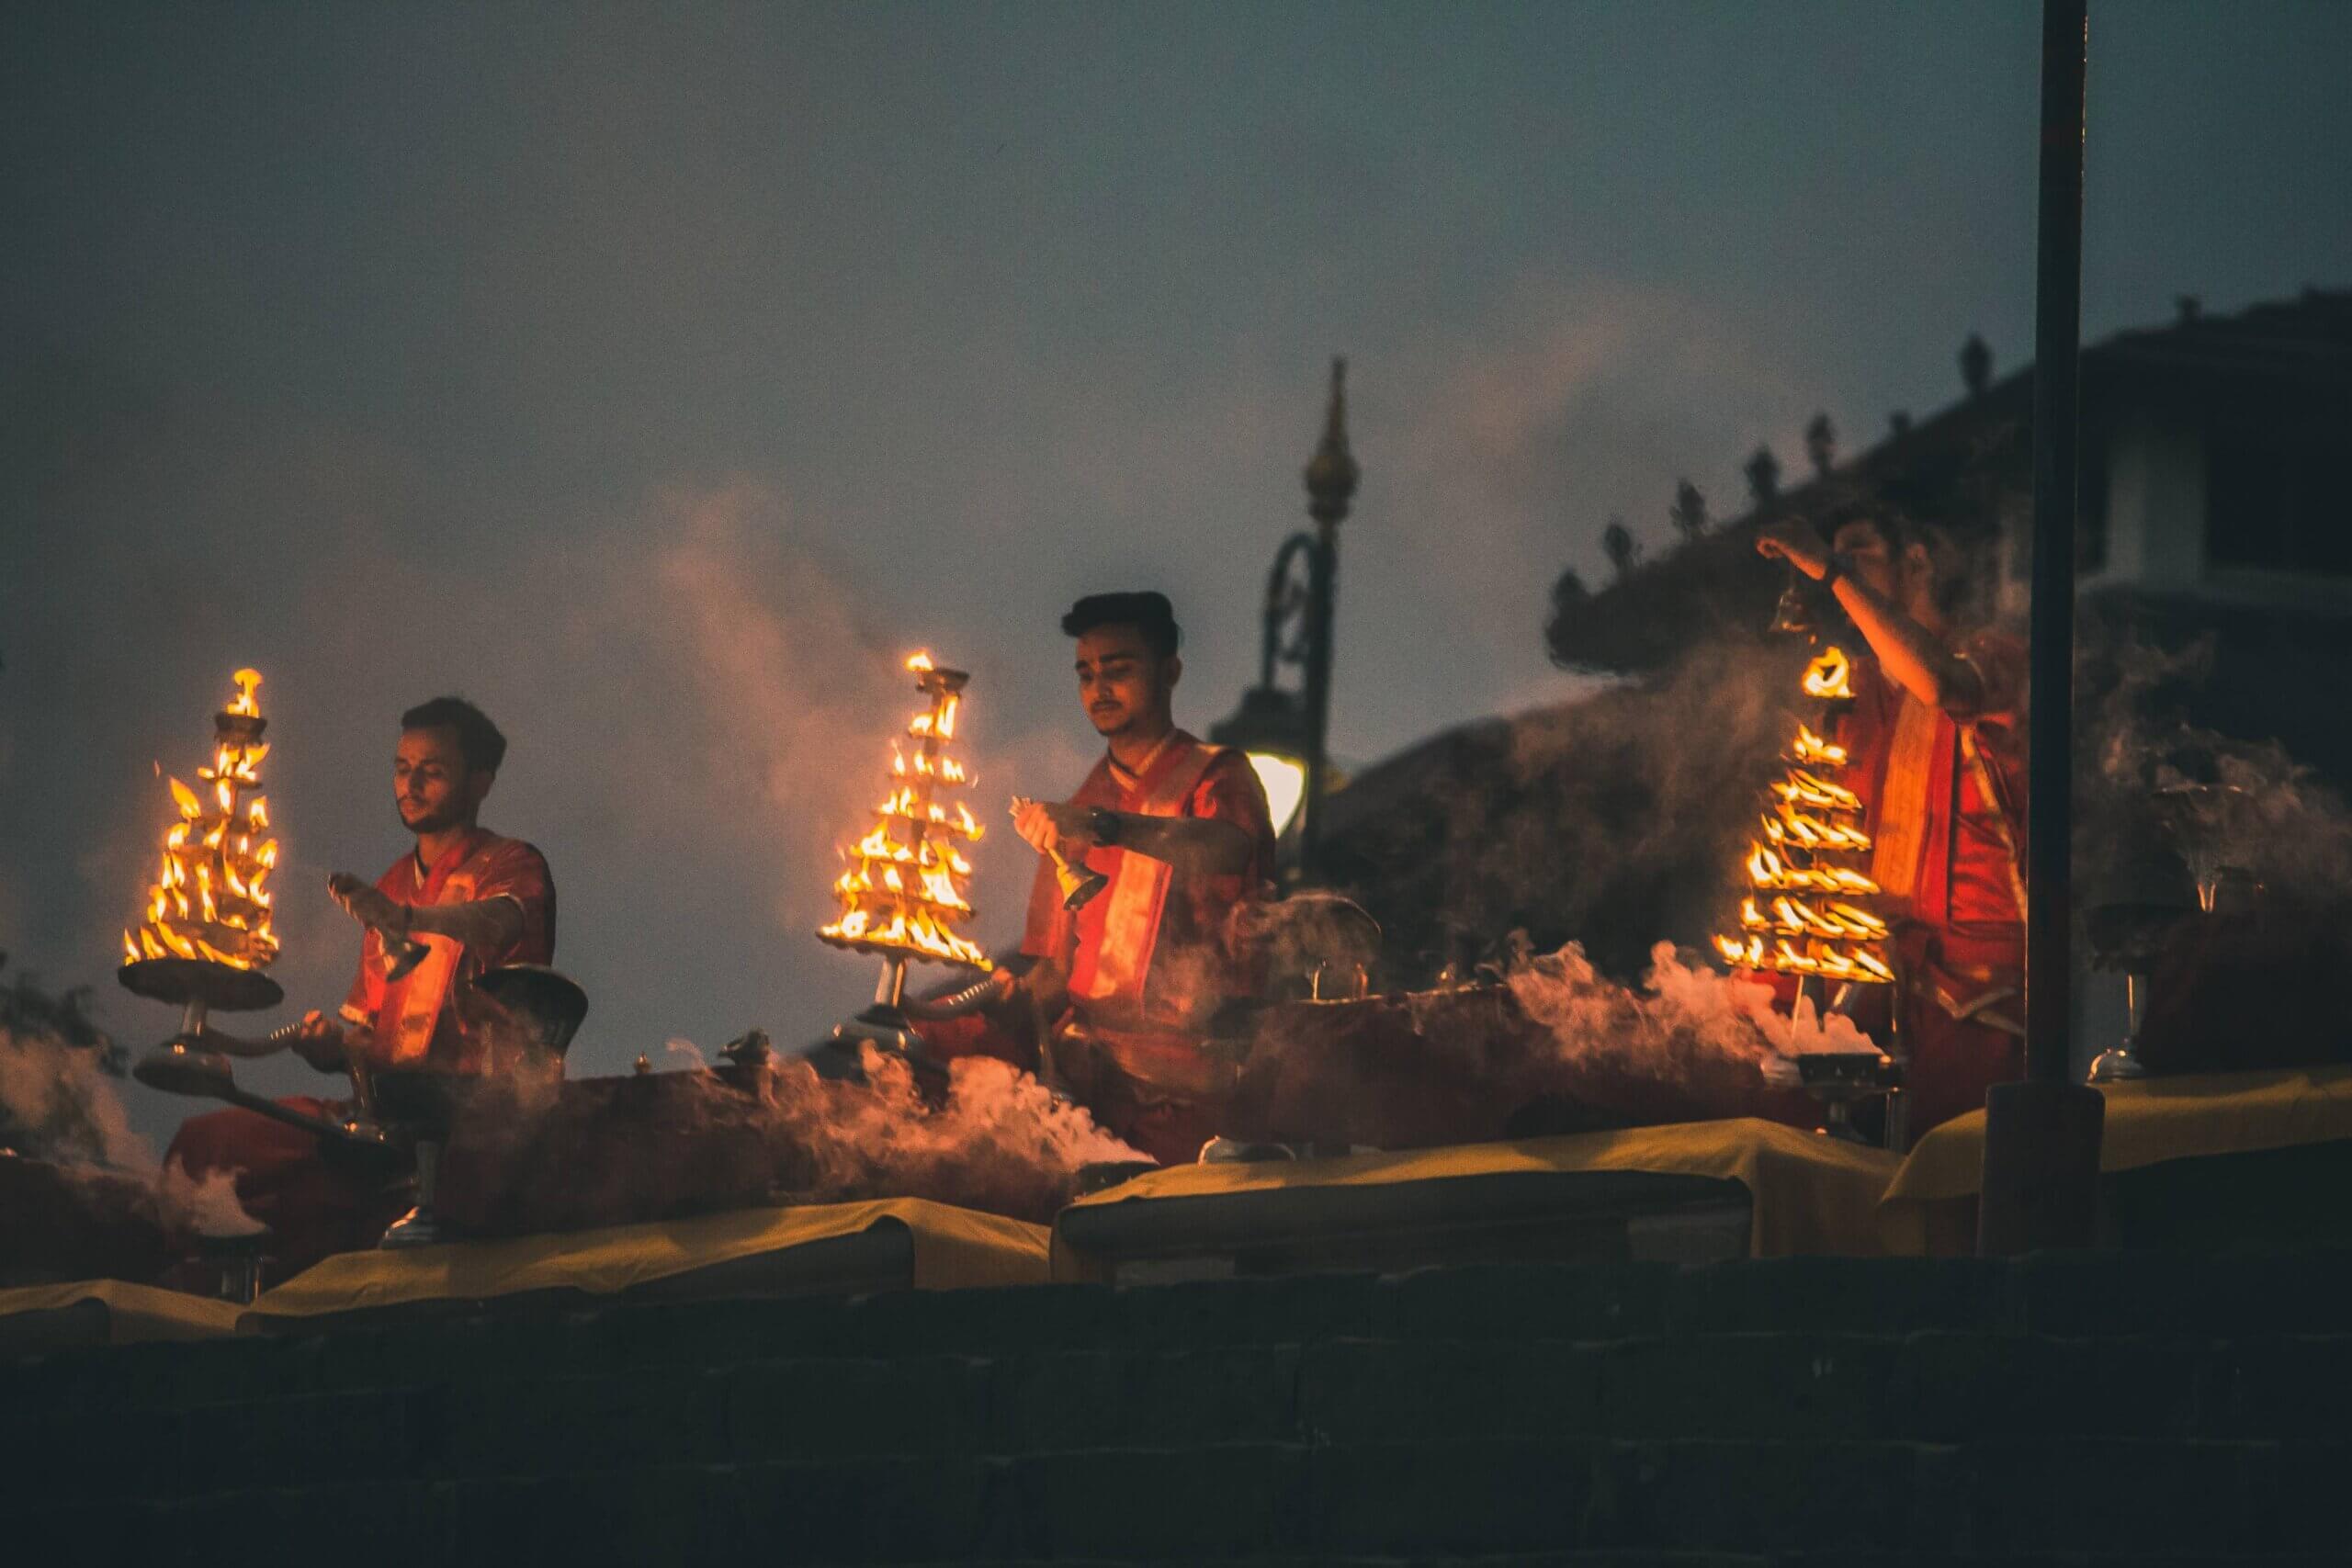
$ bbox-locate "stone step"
[14,1325,2349,1495]
[18,1440,2346,1563]
[18,1249,2352,1416]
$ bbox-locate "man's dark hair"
[401,696,508,775]
[1061,592,1182,659]
[1820,504,1971,617]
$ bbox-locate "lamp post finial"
[1305,355,1359,526]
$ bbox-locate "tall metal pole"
[1299,357,1359,875]
[1979,0,2105,1254]
[2024,0,2086,1086]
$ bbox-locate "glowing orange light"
[1717,643,1889,982]
[1802,646,1854,700]
[126,670,282,970]
[819,651,991,971]
[227,668,263,717]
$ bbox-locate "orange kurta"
[1835,629,2029,1135]
[339,829,555,1072]
[1019,732,1275,1162]
[164,828,555,1276]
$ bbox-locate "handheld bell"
[1770,565,1817,639]
[1051,847,1110,911]
[381,930,430,982]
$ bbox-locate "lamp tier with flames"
[818,653,992,1002]
[123,669,282,973]
[1714,645,1895,988]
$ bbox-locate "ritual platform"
[1883,1065,2352,1254]
[1055,1119,1901,1284]
[0,1279,242,1356]
[239,1198,1050,1330]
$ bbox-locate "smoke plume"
[157,1155,267,1238]
[769,1047,1146,1218]
[446,1042,1144,1231]
[0,1017,268,1244]
[1324,631,1798,985]
[2078,626,2352,913]
[0,1021,148,1170]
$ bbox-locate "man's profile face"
[1074,625,1177,740]
[1831,518,1905,603]
[394,726,491,836]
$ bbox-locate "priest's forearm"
[401,895,526,952]
[1828,572,1984,717]
[1096,813,1255,877]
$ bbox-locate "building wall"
[2098,405,2207,592]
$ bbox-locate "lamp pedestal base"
[1978,1078,2105,1254]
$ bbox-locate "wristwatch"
[1086,807,1125,846]
[1818,552,1850,590]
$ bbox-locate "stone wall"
[10,1249,2351,1563]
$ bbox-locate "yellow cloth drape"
[244,1198,1049,1323]
[1880,1065,2352,1249]
[1054,1117,1904,1277]
[0,1279,242,1344]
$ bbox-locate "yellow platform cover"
[243,1197,1048,1323]
[1884,1065,2352,1220]
[0,1279,242,1345]
[1056,1117,1903,1277]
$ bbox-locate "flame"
[1802,646,1854,700]
[1770,805,1871,852]
[1774,768,1861,813]
[1714,925,1893,984]
[1742,841,1882,897]
[126,670,280,971]
[820,649,991,970]
[1792,723,1848,766]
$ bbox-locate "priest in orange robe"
[164,696,554,1270]
[982,592,1277,1164]
[1760,512,2029,1137]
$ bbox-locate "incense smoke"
[447,1040,1144,1231]
[0,1011,266,1240]
[1472,937,1867,1081]
[770,1047,1146,1218]
[1329,630,1799,986]
[2078,626,2352,911]
[157,1155,267,1238]
[0,1021,147,1171]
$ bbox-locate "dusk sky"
[6,2,2347,1137]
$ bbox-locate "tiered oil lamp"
[120,671,290,1084]
[819,652,994,1048]
[1714,642,1896,998]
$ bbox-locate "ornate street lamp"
[1213,357,1358,874]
